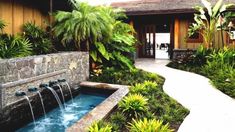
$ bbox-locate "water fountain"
[28,87,47,117]
[49,81,66,107]
[58,79,74,103]
[15,91,36,126]
[39,84,64,112]
[13,81,115,132]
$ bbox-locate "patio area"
[135,59,235,132]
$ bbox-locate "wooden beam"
[174,18,180,49]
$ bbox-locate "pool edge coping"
[66,81,129,132]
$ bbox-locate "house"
[0,0,69,34]
[111,0,235,59]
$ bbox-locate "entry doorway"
[138,24,156,58]
[138,22,172,59]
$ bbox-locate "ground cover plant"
[89,67,189,132]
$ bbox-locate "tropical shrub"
[53,1,136,69]
[0,34,32,58]
[188,0,235,48]
[128,118,173,132]
[118,94,148,119]
[88,121,112,132]
[53,2,112,50]
[22,22,53,55]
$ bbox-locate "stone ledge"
[66,81,129,132]
[0,69,67,89]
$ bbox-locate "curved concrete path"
[135,59,235,132]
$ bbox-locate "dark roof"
[111,0,234,15]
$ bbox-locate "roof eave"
[125,8,196,16]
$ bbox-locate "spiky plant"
[88,121,112,132]
[118,94,148,119]
[128,118,173,132]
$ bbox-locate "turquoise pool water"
[17,93,107,132]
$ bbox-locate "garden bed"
[89,67,189,132]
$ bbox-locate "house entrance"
[137,20,173,59]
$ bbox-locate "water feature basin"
[0,81,129,132]
[17,93,108,132]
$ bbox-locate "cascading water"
[65,82,74,103]
[46,87,64,113]
[37,91,46,116]
[56,84,66,106]
[24,96,36,126]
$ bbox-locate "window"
[186,20,203,43]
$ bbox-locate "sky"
[79,0,136,5]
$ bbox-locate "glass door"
[138,25,156,58]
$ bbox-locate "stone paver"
[135,59,235,132]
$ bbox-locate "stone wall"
[0,52,89,109]
[172,49,196,60]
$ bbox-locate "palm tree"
[53,0,112,51]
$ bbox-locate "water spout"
[39,83,49,88]
[15,91,26,97]
[24,96,36,127]
[28,87,38,92]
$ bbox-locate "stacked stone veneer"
[0,52,89,109]
[173,49,196,60]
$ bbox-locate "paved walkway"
[135,59,235,132]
